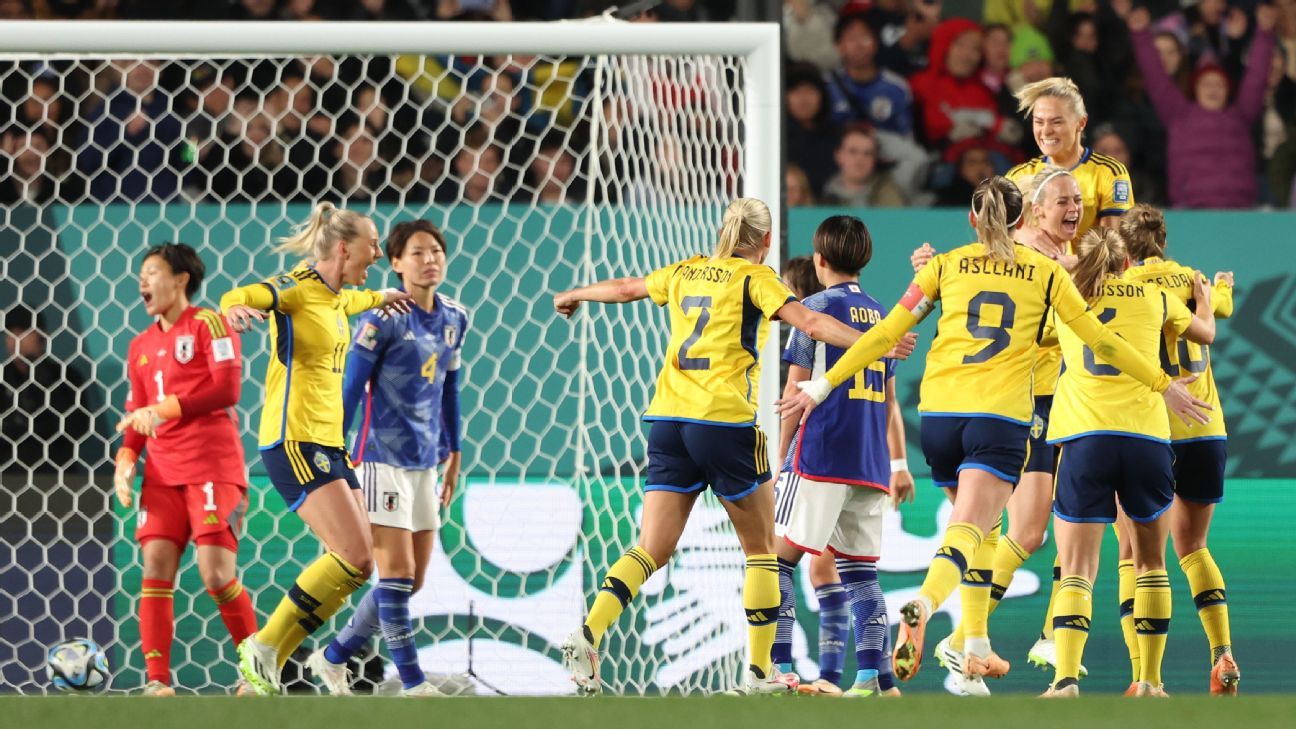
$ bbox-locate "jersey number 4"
[421,354,439,384]
[963,291,1016,364]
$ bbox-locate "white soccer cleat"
[306,649,353,696]
[561,628,601,696]
[1027,637,1087,677]
[236,633,281,696]
[402,680,446,697]
[735,667,796,695]
[141,680,175,697]
[935,635,965,675]
[953,667,991,697]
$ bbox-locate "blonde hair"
[713,198,771,260]
[276,202,370,260]
[1073,228,1128,303]
[1118,204,1168,261]
[1023,164,1076,226]
[971,176,1024,263]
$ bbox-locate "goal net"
[0,20,780,695]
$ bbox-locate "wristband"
[890,458,909,473]
[796,377,833,405]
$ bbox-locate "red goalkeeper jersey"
[123,306,247,488]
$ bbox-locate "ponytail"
[1118,203,1168,261]
[1072,228,1128,303]
[276,202,369,261]
[971,176,1024,263]
[713,197,772,260]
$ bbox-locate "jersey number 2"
[678,296,712,371]
[963,291,1016,364]
[1083,308,1121,376]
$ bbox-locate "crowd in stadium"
[1,0,1293,209]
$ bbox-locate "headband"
[971,197,1024,227]
[1031,170,1072,204]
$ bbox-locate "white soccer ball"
[47,638,110,692]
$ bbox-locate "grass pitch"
[6,695,1296,729]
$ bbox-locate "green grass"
[6,695,1296,729]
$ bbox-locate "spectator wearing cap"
[1006,23,1055,95]
[1130,4,1278,207]
[910,18,1018,153]
[786,62,842,197]
[821,125,908,207]
[785,0,840,71]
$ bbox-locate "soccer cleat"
[234,678,255,697]
[1210,653,1240,696]
[952,665,991,697]
[843,677,879,697]
[1134,681,1169,697]
[236,633,281,696]
[892,599,929,682]
[141,680,175,697]
[1040,683,1079,698]
[561,628,601,696]
[736,667,796,695]
[1123,682,1140,697]
[1026,637,1087,677]
[797,678,843,696]
[934,635,964,675]
[306,649,353,696]
[402,681,446,697]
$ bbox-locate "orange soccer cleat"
[892,600,929,682]
[1209,653,1240,696]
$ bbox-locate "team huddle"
[555,77,1237,698]
[111,75,1237,698]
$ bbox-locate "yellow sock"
[1052,576,1093,686]
[260,552,366,667]
[1118,559,1140,682]
[990,534,1030,614]
[1135,570,1173,686]
[743,554,781,678]
[919,523,983,612]
[958,519,1000,654]
[584,546,658,648]
[1179,548,1231,662]
[1040,555,1061,640]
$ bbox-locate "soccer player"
[310,220,468,697]
[772,215,915,698]
[1121,205,1240,695]
[1043,227,1216,698]
[552,198,872,695]
[113,242,258,696]
[777,177,1207,695]
[219,202,411,695]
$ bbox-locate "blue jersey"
[824,68,914,137]
[343,293,469,469]
[781,283,895,490]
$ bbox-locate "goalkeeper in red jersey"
[112,243,258,696]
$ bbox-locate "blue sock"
[854,668,879,685]
[375,578,424,689]
[324,587,379,665]
[815,582,848,684]
[772,557,797,671]
[837,559,888,680]
[878,622,896,691]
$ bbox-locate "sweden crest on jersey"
[174,335,194,364]
[313,451,330,474]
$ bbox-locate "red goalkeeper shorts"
[135,481,248,552]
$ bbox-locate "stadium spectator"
[933,141,997,206]
[0,131,57,205]
[77,59,184,203]
[1130,4,1277,208]
[784,0,839,71]
[527,131,583,203]
[1006,23,1056,95]
[824,8,915,137]
[872,0,940,77]
[1263,43,1296,205]
[910,18,1015,154]
[786,62,841,197]
[442,124,506,203]
[1091,122,1166,207]
[1,306,93,474]
[786,163,815,207]
[17,66,69,135]
[980,23,1013,98]
[821,126,907,207]
[1187,0,1248,78]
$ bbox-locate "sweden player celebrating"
[1043,227,1215,698]
[1121,205,1240,695]
[309,220,468,697]
[772,216,914,698]
[553,198,872,695]
[220,203,412,695]
[778,177,1207,695]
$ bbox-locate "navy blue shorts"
[645,420,771,502]
[1053,435,1175,523]
[1172,439,1227,504]
[261,440,361,511]
[1025,396,1058,475]
[920,416,1029,489]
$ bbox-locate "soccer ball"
[47,638,110,692]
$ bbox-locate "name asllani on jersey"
[959,258,1038,281]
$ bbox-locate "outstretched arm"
[554,277,650,318]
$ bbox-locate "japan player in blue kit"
[310,220,469,697]
[772,216,916,697]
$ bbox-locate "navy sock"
[815,582,848,684]
[375,578,424,689]
[772,558,797,670]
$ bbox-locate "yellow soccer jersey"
[1049,279,1195,443]
[1124,257,1233,441]
[221,265,385,448]
[1033,342,1062,397]
[1007,148,1134,243]
[642,255,796,426]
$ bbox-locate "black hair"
[782,256,823,300]
[143,242,205,298]
[812,215,873,275]
[833,11,875,44]
[386,219,447,261]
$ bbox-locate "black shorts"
[1172,439,1227,504]
[1053,435,1175,523]
[645,420,771,502]
[261,440,361,511]
[920,415,1029,489]
[1025,396,1059,475]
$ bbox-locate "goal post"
[0,19,782,695]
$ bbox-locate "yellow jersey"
[1124,257,1234,441]
[1007,148,1134,245]
[821,243,1173,424]
[220,265,385,449]
[1048,279,1194,443]
[643,255,796,426]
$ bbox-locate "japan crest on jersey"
[444,324,459,348]
[174,335,195,364]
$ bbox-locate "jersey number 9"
[962,291,1016,364]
